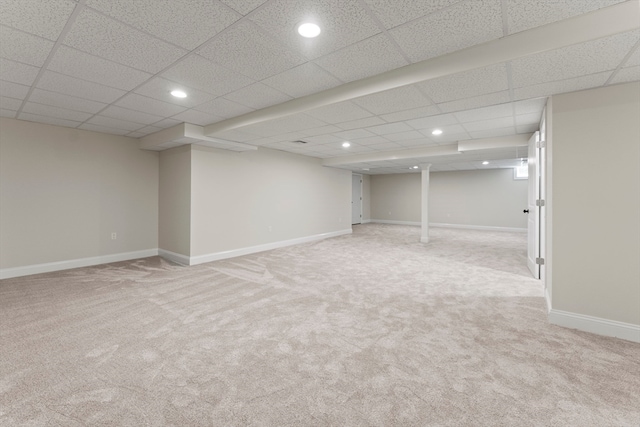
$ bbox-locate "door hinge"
[537,140,546,149]
[536,199,545,207]
[536,258,545,265]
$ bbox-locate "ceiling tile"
[610,66,640,85]
[0,25,54,66]
[171,109,223,126]
[506,0,625,35]
[468,127,516,139]
[363,0,462,29]
[380,105,441,122]
[513,98,547,116]
[301,134,344,144]
[335,116,386,130]
[334,128,376,140]
[78,122,131,135]
[0,109,16,118]
[239,114,327,137]
[405,113,458,130]
[198,21,306,81]
[383,130,425,142]
[353,85,432,115]
[134,77,216,108]
[115,93,187,117]
[0,80,30,100]
[454,103,514,123]
[389,0,503,62]
[463,116,514,132]
[63,8,187,73]
[513,72,611,100]
[515,113,541,126]
[624,45,640,67]
[213,129,273,143]
[248,0,381,60]
[86,0,240,50]
[22,102,93,122]
[511,30,640,88]
[306,101,372,124]
[47,46,152,90]
[418,63,509,103]
[262,62,342,98]
[162,55,253,96]
[366,122,413,135]
[220,0,269,15]
[315,34,409,83]
[0,96,21,111]
[29,88,107,114]
[101,105,164,125]
[132,125,163,137]
[395,138,433,148]
[152,118,183,129]
[299,124,342,136]
[418,124,468,138]
[0,0,77,40]
[0,58,40,86]
[193,97,254,118]
[37,71,126,104]
[517,124,539,134]
[437,91,511,114]
[86,115,145,132]
[18,112,81,128]
[348,135,391,145]
[223,82,292,110]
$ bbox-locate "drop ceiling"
[1,0,638,174]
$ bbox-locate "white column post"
[420,163,432,243]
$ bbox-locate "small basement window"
[514,165,528,180]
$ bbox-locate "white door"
[352,174,362,225]
[527,131,541,278]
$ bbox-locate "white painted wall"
[429,169,528,229]
[550,82,640,328]
[370,173,422,223]
[159,145,191,258]
[0,118,159,271]
[190,146,351,258]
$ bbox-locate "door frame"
[352,173,363,225]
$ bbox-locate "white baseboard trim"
[370,220,421,226]
[188,229,353,266]
[0,249,159,280]
[549,309,640,343]
[158,249,190,266]
[361,219,372,224]
[429,223,527,233]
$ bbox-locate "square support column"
[421,164,431,243]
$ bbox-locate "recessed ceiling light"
[170,90,187,98]
[432,129,443,135]
[362,168,369,171]
[298,22,321,38]
[482,161,489,165]
[411,166,419,169]
[342,141,351,148]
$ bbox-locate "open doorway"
[352,174,362,225]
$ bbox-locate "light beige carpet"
[1,224,639,426]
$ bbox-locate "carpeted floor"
[1,224,639,426]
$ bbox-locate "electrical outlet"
[111,232,117,240]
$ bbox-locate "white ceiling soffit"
[139,123,256,152]
[457,134,530,151]
[196,0,639,140]
[322,144,460,167]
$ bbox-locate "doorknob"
[523,209,529,213]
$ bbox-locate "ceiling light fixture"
[411,166,419,169]
[170,90,187,98]
[298,22,321,38]
[432,129,443,135]
[482,161,489,165]
[342,142,351,148]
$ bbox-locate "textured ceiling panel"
[0,80,30,100]
[462,116,514,132]
[0,58,40,86]
[86,0,240,50]
[468,126,516,139]
[115,93,187,117]
[0,96,21,110]
[219,0,269,15]
[19,112,81,128]
[36,71,126,104]
[198,21,306,81]
[222,82,292,110]
[0,0,76,40]
[366,122,413,135]
[161,55,253,96]
[78,122,130,135]
[437,91,511,114]
[380,105,441,123]
[513,72,611,100]
[511,30,640,88]
[248,0,381,60]
[100,105,164,126]
[335,116,386,131]
[353,85,432,115]
[134,77,216,108]
[85,115,145,132]
[334,128,376,140]
[314,34,409,83]
[363,0,461,30]
[262,62,342,98]
[29,88,106,114]
[47,46,152,91]
[506,0,625,35]
[418,63,509,103]
[389,0,503,62]
[64,9,187,73]
[194,97,254,118]
[453,103,514,123]
[0,25,54,67]
[0,109,17,118]
[405,113,459,130]
[383,130,426,142]
[21,102,93,122]
[610,66,640,84]
[171,109,224,127]
[306,101,373,124]
[513,98,547,116]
